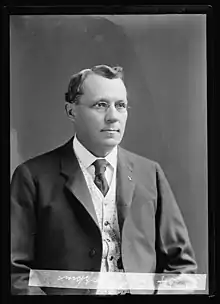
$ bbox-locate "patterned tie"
[93,159,109,196]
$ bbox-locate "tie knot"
[93,159,108,175]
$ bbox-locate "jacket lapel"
[116,147,135,235]
[59,139,135,233]
[59,138,99,228]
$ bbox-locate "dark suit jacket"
[11,138,197,295]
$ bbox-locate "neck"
[75,135,116,158]
[88,147,114,158]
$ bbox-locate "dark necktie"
[93,159,109,196]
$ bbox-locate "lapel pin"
[128,176,132,181]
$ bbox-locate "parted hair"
[65,65,124,104]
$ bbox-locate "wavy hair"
[65,65,124,104]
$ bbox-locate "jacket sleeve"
[11,164,46,295]
[154,163,197,274]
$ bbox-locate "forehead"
[82,74,127,101]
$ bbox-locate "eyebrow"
[93,99,128,103]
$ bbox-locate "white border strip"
[29,270,206,291]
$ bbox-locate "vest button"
[89,248,96,257]
[104,220,109,226]
[109,256,114,261]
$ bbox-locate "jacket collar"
[59,137,135,230]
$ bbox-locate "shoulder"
[119,147,171,194]
[12,139,71,179]
[119,146,161,172]
[119,147,167,195]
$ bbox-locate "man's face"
[71,74,128,156]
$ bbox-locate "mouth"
[101,128,120,133]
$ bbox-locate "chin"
[103,142,120,152]
[103,138,121,146]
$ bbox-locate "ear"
[65,102,76,122]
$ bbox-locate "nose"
[105,104,119,123]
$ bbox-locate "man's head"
[65,65,128,157]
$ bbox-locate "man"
[11,65,197,295]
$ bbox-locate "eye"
[93,102,108,109]
[116,102,127,110]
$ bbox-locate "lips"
[101,129,120,132]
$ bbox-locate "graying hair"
[65,65,124,104]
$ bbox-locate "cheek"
[77,112,103,131]
[120,115,128,127]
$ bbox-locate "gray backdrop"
[10,15,207,281]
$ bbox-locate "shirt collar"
[73,135,117,170]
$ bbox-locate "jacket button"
[104,221,109,226]
[117,257,123,269]
[89,248,96,257]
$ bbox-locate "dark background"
[10,15,207,284]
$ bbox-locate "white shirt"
[73,135,117,185]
